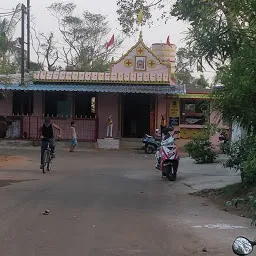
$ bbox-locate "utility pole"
[26,0,30,72]
[21,4,26,85]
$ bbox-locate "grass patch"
[196,183,256,199]
[193,183,256,221]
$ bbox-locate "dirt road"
[0,149,253,255]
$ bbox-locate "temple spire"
[137,9,143,41]
[139,31,143,41]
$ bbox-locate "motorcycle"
[219,130,229,154]
[155,130,180,181]
[232,236,256,255]
[142,132,161,154]
[219,131,228,143]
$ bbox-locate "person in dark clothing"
[160,115,167,138]
[0,116,7,138]
[39,117,62,169]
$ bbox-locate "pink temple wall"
[22,116,96,141]
[111,42,169,74]
[0,92,13,116]
[97,93,119,139]
[20,92,96,141]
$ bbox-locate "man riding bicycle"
[39,117,62,169]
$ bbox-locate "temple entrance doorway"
[121,94,155,138]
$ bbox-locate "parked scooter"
[155,127,180,181]
[219,131,228,143]
[142,129,161,154]
[232,236,256,255]
[219,130,229,153]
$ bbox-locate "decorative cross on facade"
[124,59,132,67]
[136,47,144,55]
[148,60,156,68]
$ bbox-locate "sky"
[1,0,215,80]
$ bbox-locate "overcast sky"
[1,0,215,80]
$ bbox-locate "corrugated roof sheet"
[0,84,186,95]
[186,85,211,94]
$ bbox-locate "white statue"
[106,115,113,138]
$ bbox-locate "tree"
[31,19,60,71]
[175,47,196,85]
[29,61,44,71]
[0,4,21,74]
[40,32,59,71]
[46,2,123,71]
[116,0,254,65]
[116,0,153,35]
[195,74,209,89]
[214,43,256,134]
[176,47,209,88]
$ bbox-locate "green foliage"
[214,43,256,133]
[244,154,256,184]
[170,0,248,66]
[0,5,21,74]
[185,129,217,164]
[116,0,152,35]
[226,196,256,226]
[200,182,256,225]
[224,136,256,183]
[195,74,209,89]
[176,47,210,87]
[176,47,197,84]
[219,141,230,154]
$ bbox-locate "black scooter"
[142,134,161,154]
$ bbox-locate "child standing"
[70,121,77,152]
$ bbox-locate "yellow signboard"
[178,94,212,99]
[169,98,180,117]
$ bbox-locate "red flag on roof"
[166,36,173,48]
[106,34,114,49]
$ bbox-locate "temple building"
[0,32,228,149]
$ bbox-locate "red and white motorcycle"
[155,128,180,181]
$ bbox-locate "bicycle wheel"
[42,150,48,173]
[47,152,52,172]
[46,149,52,172]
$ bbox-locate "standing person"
[106,115,113,138]
[160,115,167,139]
[39,117,62,169]
[70,121,77,152]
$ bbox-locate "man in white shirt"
[70,121,77,152]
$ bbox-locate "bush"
[185,134,217,164]
[224,136,256,183]
[244,154,256,184]
[219,141,230,154]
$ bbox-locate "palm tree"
[0,4,21,74]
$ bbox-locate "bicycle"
[42,141,53,173]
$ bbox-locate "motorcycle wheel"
[164,165,177,181]
[145,145,155,154]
